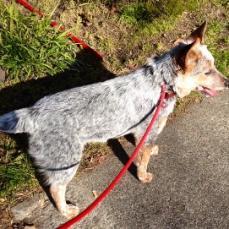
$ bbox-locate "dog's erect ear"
[188,21,207,43]
[184,38,201,73]
[175,38,201,73]
[174,21,207,45]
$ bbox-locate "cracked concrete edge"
[11,193,48,221]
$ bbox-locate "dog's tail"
[0,108,31,134]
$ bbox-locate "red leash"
[16,0,103,60]
[57,84,167,229]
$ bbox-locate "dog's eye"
[205,70,212,76]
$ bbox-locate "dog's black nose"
[224,79,229,88]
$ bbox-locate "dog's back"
[0,68,162,142]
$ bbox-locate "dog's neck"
[143,53,179,90]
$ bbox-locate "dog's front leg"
[134,115,167,183]
[136,145,159,183]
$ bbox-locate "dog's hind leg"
[50,181,79,219]
[29,130,83,219]
[136,145,159,183]
[46,165,81,219]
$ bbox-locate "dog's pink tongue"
[202,87,217,97]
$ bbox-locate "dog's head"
[172,22,227,98]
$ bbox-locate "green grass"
[206,21,229,77]
[116,0,209,65]
[120,0,206,36]
[120,2,159,26]
[0,135,37,202]
[0,0,77,82]
[0,153,37,201]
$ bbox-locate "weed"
[0,0,78,82]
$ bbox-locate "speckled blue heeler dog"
[0,22,227,218]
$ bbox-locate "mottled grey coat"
[0,53,177,186]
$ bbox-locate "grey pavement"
[12,90,229,229]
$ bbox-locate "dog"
[0,22,227,218]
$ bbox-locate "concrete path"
[12,90,229,229]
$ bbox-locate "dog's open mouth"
[197,86,217,97]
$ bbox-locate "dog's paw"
[150,145,159,156]
[138,172,154,183]
[62,204,80,219]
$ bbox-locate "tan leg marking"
[136,145,159,183]
[150,145,159,156]
[157,116,168,135]
[50,184,79,219]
